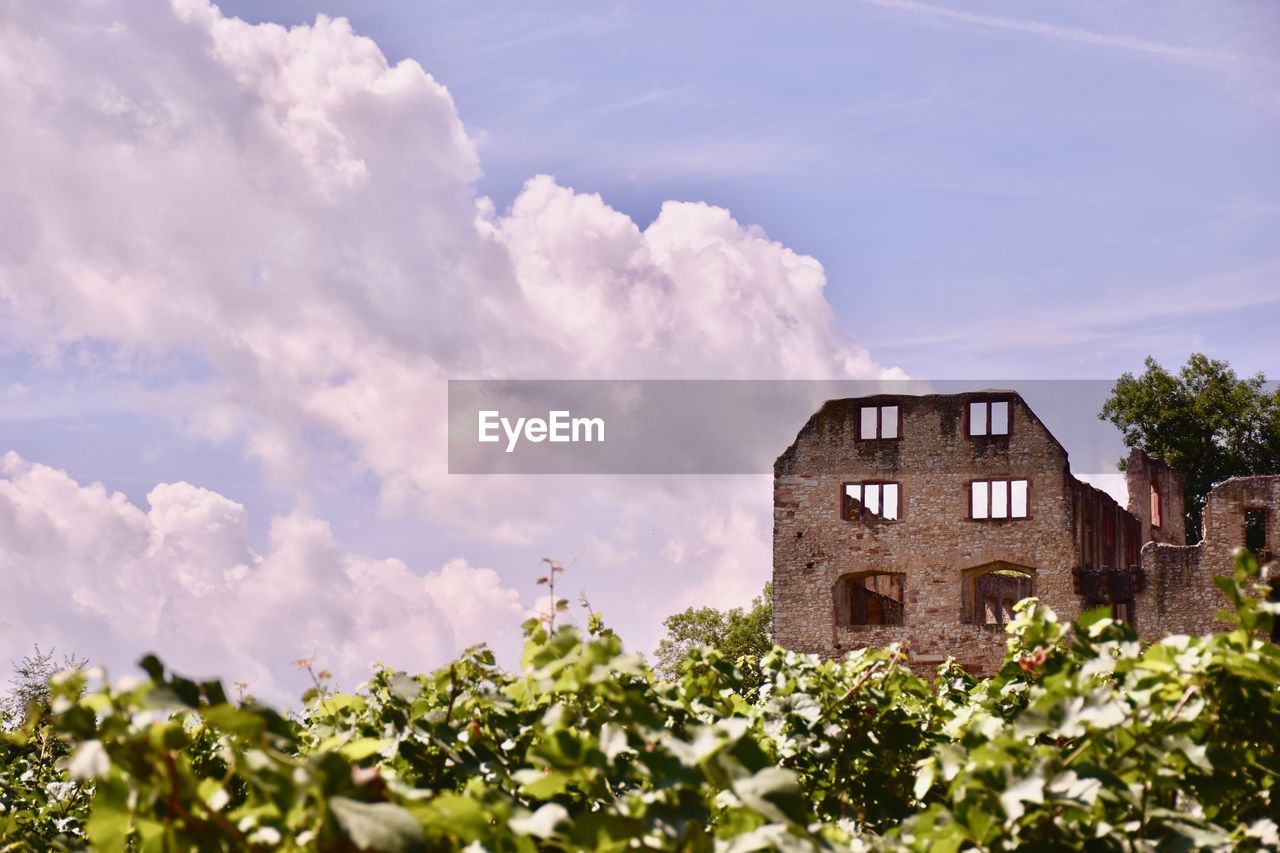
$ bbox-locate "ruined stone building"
[772,391,1280,675]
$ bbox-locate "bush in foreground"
[3,551,1279,851]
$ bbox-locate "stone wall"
[1137,476,1280,637]
[773,393,1278,676]
[1135,542,1216,635]
[773,392,1088,676]
[1125,448,1186,547]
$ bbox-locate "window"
[859,404,899,440]
[970,479,1029,520]
[843,482,901,521]
[1150,484,1162,529]
[966,565,1033,625]
[840,573,905,626]
[1125,525,1140,568]
[984,597,1018,626]
[968,400,1009,436]
[1246,509,1267,554]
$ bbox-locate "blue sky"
[223,0,1280,377]
[0,0,1277,696]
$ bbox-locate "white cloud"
[0,452,527,701]
[0,0,886,490]
[0,0,897,683]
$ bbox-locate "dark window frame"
[1125,523,1140,568]
[857,404,902,441]
[1245,508,1267,554]
[966,478,1032,522]
[965,397,1012,438]
[841,480,904,522]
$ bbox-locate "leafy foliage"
[5,645,88,723]
[3,554,1279,850]
[653,583,772,689]
[1,647,90,850]
[1100,354,1280,541]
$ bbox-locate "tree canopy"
[1100,353,1280,541]
[653,583,772,686]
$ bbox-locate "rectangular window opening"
[859,407,877,440]
[844,482,902,522]
[991,481,1009,519]
[880,405,898,439]
[991,401,1009,435]
[971,481,988,520]
[882,483,900,520]
[1150,485,1162,529]
[968,401,987,436]
[859,404,900,440]
[971,479,1029,521]
[1011,480,1028,518]
[1246,509,1267,554]
[968,399,1010,437]
[864,483,881,516]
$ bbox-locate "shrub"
[4,550,1277,850]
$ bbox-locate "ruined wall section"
[1135,542,1216,636]
[1125,448,1186,547]
[1070,478,1142,571]
[773,393,1083,676]
[1135,476,1280,637]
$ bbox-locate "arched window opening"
[834,572,905,627]
[962,564,1034,625]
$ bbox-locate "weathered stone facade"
[772,391,1278,675]
[1137,476,1280,635]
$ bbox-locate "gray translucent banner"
[444,379,1204,476]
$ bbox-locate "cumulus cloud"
[0,0,896,682]
[0,452,527,700]
[0,0,886,490]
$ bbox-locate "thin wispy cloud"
[865,259,1280,355]
[856,0,1279,74]
[594,86,697,116]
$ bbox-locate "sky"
[0,0,1277,701]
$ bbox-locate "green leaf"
[509,803,568,840]
[329,797,426,853]
[731,767,806,825]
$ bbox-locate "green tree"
[653,583,772,685]
[5,645,88,724]
[1100,353,1280,541]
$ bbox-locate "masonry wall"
[1125,448,1187,547]
[773,393,1087,676]
[773,393,1277,676]
[1137,476,1280,637]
